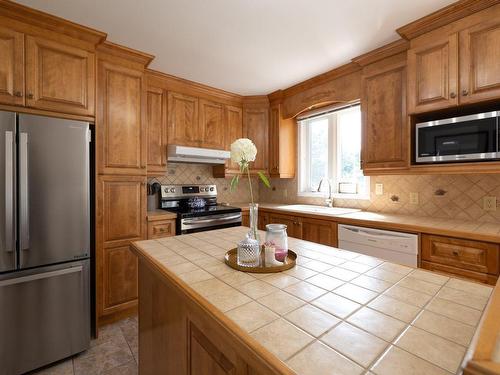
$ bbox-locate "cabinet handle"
[462,89,469,96]
[14,91,23,98]
[450,92,457,99]
[452,250,459,256]
[27,93,34,99]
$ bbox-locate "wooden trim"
[0,103,95,122]
[397,0,500,40]
[352,39,410,66]
[97,40,154,68]
[0,0,106,46]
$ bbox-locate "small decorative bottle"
[265,224,288,263]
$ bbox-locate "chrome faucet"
[317,178,333,207]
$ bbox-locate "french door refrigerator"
[0,111,91,375]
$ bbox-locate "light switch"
[483,196,497,211]
[375,183,383,196]
[410,192,419,205]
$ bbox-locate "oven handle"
[183,214,241,224]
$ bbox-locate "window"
[298,104,369,199]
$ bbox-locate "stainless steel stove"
[160,184,242,234]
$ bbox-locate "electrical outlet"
[483,196,497,211]
[283,189,288,198]
[375,183,383,196]
[410,192,419,205]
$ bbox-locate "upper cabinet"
[199,99,225,149]
[25,36,95,116]
[269,103,296,178]
[167,91,199,147]
[243,105,269,172]
[362,54,409,172]
[224,105,243,172]
[0,27,24,106]
[146,85,167,175]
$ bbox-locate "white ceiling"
[17,0,456,95]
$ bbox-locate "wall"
[148,163,259,205]
[259,174,500,223]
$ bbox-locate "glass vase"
[247,203,260,243]
[265,224,288,263]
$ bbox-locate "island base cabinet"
[138,259,294,375]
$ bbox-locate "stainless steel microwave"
[416,111,500,163]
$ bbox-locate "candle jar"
[237,236,260,267]
[265,224,288,263]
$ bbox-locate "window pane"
[337,107,364,190]
[309,118,329,191]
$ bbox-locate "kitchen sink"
[276,204,360,215]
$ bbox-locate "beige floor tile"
[413,310,475,347]
[204,287,251,312]
[338,261,374,273]
[33,359,74,375]
[301,260,333,272]
[261,273,301,289]
[285,304,341,337]
[347,307,407,342]
[425,298,482,326]
[73,339,134,375]
[250,319,314,361]
[334,283,379,304]
[324,267,360,281]
[351,275,392,293]
[445,278,492,298]
[395,326,466,373]
[287,341,364,375]
[257,290,305,315]
[410,269,449,285]
[226,301,279,332]
[368,295,420,323]
[312,292,361,319]
[284,265,318,280]
[234,279,279,299]
[322,322,389,368]
[307,274,344,290]
[371,346,451,375]
[365,268,404,283]
[285,280,328,301]
[383,285,433,308]
[437,286,489,310]
[102,361,138,375]
[396,276,442,296]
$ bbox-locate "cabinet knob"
[452,250,459,256]
[450,92,457,99]
[27,93,34,99]
[14,91,23,98]
[462,89,469,96]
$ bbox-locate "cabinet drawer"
[421,261,498,285]
[421,235,499,274]
[148,220,175,239]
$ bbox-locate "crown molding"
[97,41,154,68]
[352,39,409,67]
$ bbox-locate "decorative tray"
[224,247,297,273]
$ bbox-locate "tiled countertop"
[146,209,177,221]
[133,226,494,375]
[230,202,500,243]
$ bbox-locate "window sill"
[297,191,370,201]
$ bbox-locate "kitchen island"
[131,227,496,375]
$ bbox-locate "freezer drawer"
[0,260,90,375]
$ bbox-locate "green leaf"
[230,175,239,191]
[258,171,271,188]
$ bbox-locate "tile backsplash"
[148,163,259,205]
[259,174,500,223]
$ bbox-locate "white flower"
[230,138,257,165]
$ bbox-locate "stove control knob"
[170,188,175,193]
[210,187,214,192]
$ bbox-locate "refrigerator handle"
[20,132,29,251]
[5,131,13,252]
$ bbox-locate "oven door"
[180,213,242,234]
[416,112,499,163]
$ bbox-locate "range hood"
[167,144,230,164]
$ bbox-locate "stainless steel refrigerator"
[0,111,91,375]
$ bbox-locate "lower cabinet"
[241,211,250,227]
[147,219,175,239]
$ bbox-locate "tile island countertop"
[132,227,495,375]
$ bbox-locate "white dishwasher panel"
[338,224,418,267]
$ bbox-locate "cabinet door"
[0,27,24,106]
[167,91,199,146]
[268,213,299,238]
[460,20,500,104]
[97,60,146,175]
[268,105,280,175]
[300,218,337,247]
[362,62,409,171]
[407,34,458,114]
[243,107,268,172]
[199,99,225,149]
[25,36,95,116]
[258,212,269,231]
[146,86,167,175]
[225,105,243,171]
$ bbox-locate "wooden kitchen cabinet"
[97,59,146,175]
[421,234,499,285]
[167,91,199,147]
[199,98,225,149]
[269,103,296,178]
[407,34,458,114]
[224,105,243,172]
[361,56,409,172]
[243,106,268,172]
[301,218,337,247]
[147,219,175,239]
[146,85,167,175]
[258,212,270,230]
[267,213,301,239]
[0,27,24,106]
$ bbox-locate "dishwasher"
[338,224,418,267]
